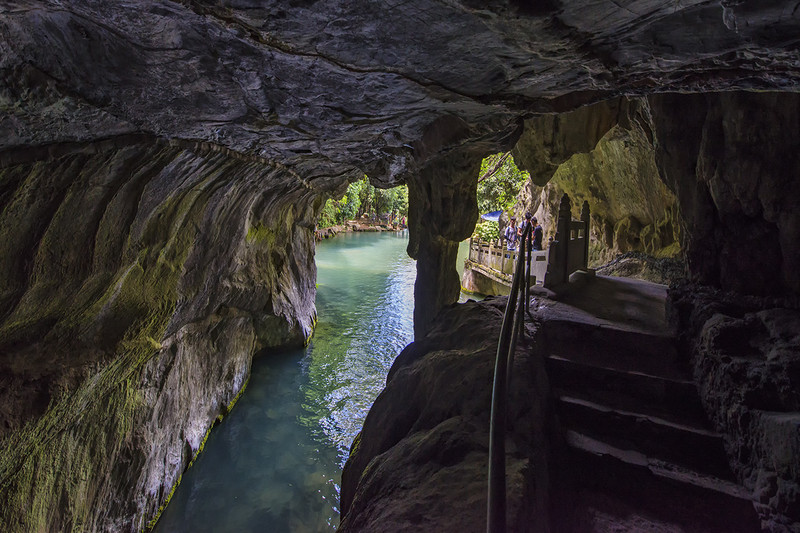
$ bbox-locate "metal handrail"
[487,223,532,533]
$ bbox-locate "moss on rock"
[0,140,321,532]
[514,102,682,268]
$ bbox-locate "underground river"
[154,231,416,532]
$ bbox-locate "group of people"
[503,212,543,252]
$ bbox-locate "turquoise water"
[153,231,415,532]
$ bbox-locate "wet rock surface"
[342,277,791,532]
[4,1,797,182]
[0,138,317,531]
[514,99,681,266]
[595,252,687,286]
[512,92,800,294]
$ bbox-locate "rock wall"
[669,284,800,531]
[340,297,550,532]
[512,92,800,298]
[0,137,317,531]
[512,99,625,187]
[650,92,800,297]
[1,1,799,531]
[407,150,483,338]
[512,99,680,268]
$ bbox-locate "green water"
[154,231,415,532]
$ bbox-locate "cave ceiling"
[1,1,799,188]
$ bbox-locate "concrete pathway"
[531,271,670,335]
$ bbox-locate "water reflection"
[154,231,415,532]
[305,231,415,465]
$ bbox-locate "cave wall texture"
[511,98,681,268]
[0,137,318,531]
[1,0,799,531]
[512,91,800,294]
[650,92,800,296]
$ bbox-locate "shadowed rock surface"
[513,93,800,284]
[341,276,789,531]
[669,283,800,531]
[513,98,681,266]
[595,252,687,285]
[340,296,549,532]
[0,138,318,531]
[1,1,800,531]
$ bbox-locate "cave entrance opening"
[499,100,689,287]
[458,152,530,299]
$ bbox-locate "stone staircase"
[543,320,762,532]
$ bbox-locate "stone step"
[556,395,735,481]
[542,321,687,380]
[546,354,709,427]
[553,431,760,533]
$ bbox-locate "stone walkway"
[531,274,761,532]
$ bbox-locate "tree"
[476,153,528,217]
[317,177,408,227]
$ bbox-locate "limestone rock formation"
[340,297,549,532]
[511,98,680,268]
[0,139,317,531]
[650,93,800,296]
[594,252,687,286]
[407,148,496,338]
[511,91,800,294]
[342,277,795,531]
[669,283,800,531]
[1,0,799,531]
[512,99,629,187]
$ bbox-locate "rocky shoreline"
[340,296,548,532]
[315,220,406,240]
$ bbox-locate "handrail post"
[525,227,532,314]
[580,200,590,270]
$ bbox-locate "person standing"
[504,216,518,251]
[518,212,533,239]
[532,216,544,251]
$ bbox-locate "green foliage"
[474,221,500,242]
[373,184,408,216]
[476,153,529,218]
[318,177,408,228]
[318,199,339,228]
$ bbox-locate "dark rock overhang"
[1,3,800,531]
[2,0,798,185]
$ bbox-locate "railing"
[485,194,591,532]
[468,239,517,276]
[486,223,532,533]
[468,238,549,284]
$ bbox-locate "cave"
[1,2,799,532]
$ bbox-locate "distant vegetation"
[474,153,529,241]
[319,177,408,228]
[318,155,526,236]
